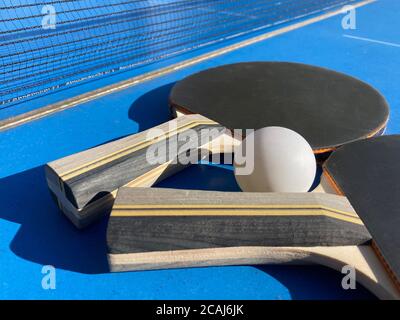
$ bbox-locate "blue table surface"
[0,0,399,299]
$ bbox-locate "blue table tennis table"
[0,0,399,299]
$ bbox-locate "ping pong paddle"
[45,114,234,228]
[106,135,400,300]
[170,62,389,156]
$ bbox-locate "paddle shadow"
[0,166,109,274]
[128,82,176,132]
[155,162,241,191]
[256,265,376,300]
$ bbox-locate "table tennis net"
[0,0,359,110]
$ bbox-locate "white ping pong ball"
[234,127,316,192]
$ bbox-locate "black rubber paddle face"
[324,135,400,287]
[170,62,389,153]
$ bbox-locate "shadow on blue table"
[128,82,176,131]
[0,165,110,274]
